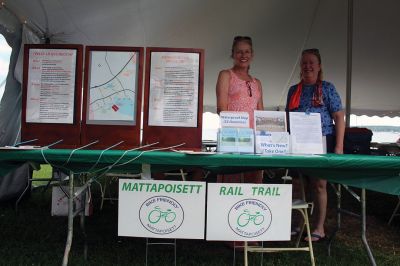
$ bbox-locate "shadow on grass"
[0,182,399,266]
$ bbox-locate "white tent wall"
[0,10,31,201]
[0,0,399,201]
[2,0,400,116]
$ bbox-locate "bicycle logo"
[228,199,272,238]
[237,209,264,227]
[148,206,176,224]
[139,196,184,235]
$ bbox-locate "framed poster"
[143,47,204,150]
[22,44,83,148]
[81,46,144,149]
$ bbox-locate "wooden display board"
[81,46,144,149]
[142,47,204,150]
[22,44,83,148]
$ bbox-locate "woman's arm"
[256,79,264,110]
[216,70,230,114]
[332,110,345,154]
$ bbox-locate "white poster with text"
[206,183,292,241]
[118,179,206,239]
[26,49,76,124]
[289,112,324,154]
[148,52,199,127]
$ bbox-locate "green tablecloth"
[0,149,399,195]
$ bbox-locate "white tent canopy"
[1,0,400,116]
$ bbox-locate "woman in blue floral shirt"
[286,48,345,242]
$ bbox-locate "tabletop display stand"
[142,47,204,151]
[22,44,83,148]
[81,46,144,149]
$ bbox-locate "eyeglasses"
[246,81,252,97]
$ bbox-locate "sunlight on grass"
[32,164,52,186]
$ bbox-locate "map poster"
[87,50,139,125]
[26,48,77,124]
[148,51,199,127]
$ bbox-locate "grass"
[31,164,53,187]
[0,167,399,265]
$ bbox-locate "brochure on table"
[218,127,254,153]
[206,183,292,241]
[217,111,254,153]
[289,112,324,154]
[254,111,289,155]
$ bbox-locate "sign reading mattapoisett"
[118,179,205,239]
[206,183,292,241]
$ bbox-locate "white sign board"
[148,52,199,127]
[289,112,324,154]
[206,183,292,241]
[220,111,249,128]
[26,49,76,124]
[118,179,206,239]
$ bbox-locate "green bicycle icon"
[237,209,264,227]
[148,206,176,224]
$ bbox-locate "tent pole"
[345,0,353,127]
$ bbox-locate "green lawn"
[0,168,399,265]
[31,164,53,187]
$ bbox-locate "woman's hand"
[334,145,343,154]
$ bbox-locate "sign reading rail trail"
[118,179,206,239]
[206,183,292,241]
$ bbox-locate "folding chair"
[163,169,187,181]
[244,171,315,266]
[98,173,141,210]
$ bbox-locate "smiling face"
[232,41,253,69]
[301,53,321,84]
